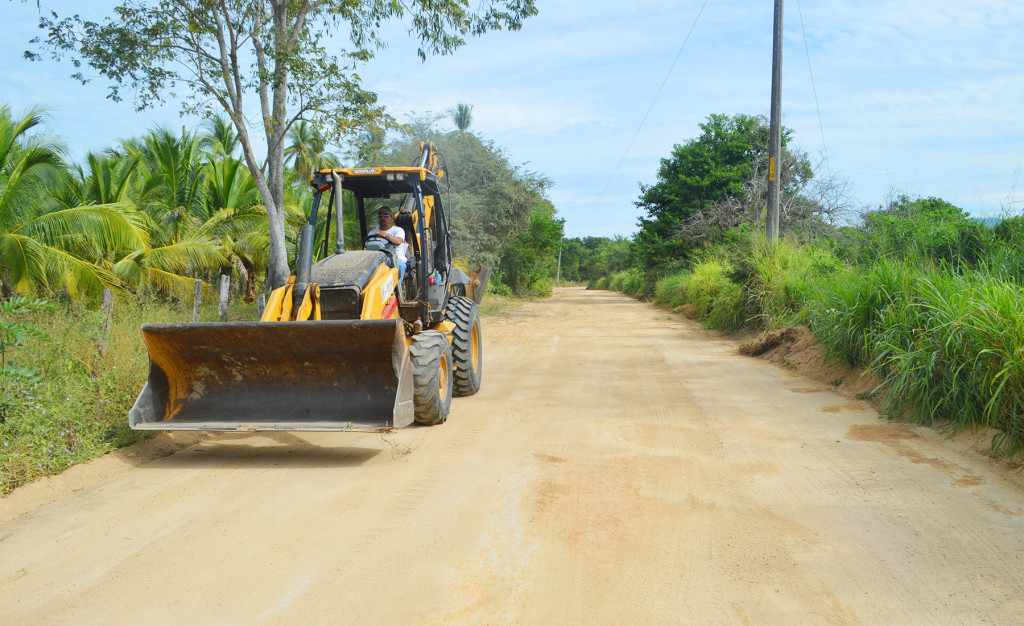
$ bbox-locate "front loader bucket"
[129,320,414,432]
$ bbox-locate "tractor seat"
[394,211,418,262]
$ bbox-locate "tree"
[200,115,240,158]
[451,103,474,136]
[30,0,538,290]
[0,104,144,298]
[853,195,987,267]
[110,127,265,295]
[498,210,564,296]
[635,113,809,272]
[284,121,337,182]
[559,236,632,283]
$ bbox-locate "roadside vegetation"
[590,113,1024,460]
[0,296,257,495]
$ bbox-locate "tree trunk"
[264,0,293,292]
[235,115,289,292]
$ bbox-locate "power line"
[579,0,711,229]
[795,0,831,176]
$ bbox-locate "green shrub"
[654,273,690,309]
[704,279,747,331]
[852,196,990,267]
[805,259,913,367]
[868,270,1024,455]
[485,273,512,297]
[608,271,630,291]
[684,260,748,331]
[620,269,648,297]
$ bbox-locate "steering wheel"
[363,232,388,245]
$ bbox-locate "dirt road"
[2,288,1023,624]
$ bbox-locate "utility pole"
[766,0,783,244]
[556,242,562,286]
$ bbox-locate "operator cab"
[306,161,454,325]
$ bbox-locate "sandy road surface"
[2,288,1024,624]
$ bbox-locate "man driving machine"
[367,206,408,281]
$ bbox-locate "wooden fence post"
[219,275,230,322]
[192,279,202,323]
[94,288,114,359]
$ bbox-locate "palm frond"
[146,239,229,274]
[0,232,49,294]
[21,203,149,257]
[36,242,128,299]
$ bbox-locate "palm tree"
[0,105,145,298]
[284,121,338,182]
[113,128,229,294]
[451,103,474,136]
[56,151,143,209]
[200,115,240,159]
[206,155,260,214]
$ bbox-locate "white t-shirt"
[369,225,409,261]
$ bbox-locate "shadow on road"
[142,431,385,470]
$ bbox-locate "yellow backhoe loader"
[129,143,487,431]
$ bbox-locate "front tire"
[444,296,483,396]
[410,331,453,425]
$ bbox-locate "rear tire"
[410,331,453,425]
[444,296,483,396]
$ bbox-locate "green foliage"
[633,113,814,273]
[805,263,1024,456]
[0,297,56,385]
[562,236,631,283]
[682,260,747,331]
[620,269,649,298]
[285,122,338,182]
[498,211,564,297]
[1,104,146,299]
[745,238,841,328]
[654,273,691,309]
[843,195,990,267]
[451,104,474,136]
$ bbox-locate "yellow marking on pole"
[769,156,776,181]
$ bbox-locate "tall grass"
[648,260,747,331]
[746,239,841,328]
[885,272,1021,448]
[599,229,1024,458]
[1,295,259,494]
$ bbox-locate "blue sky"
[3,1,1023,237]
